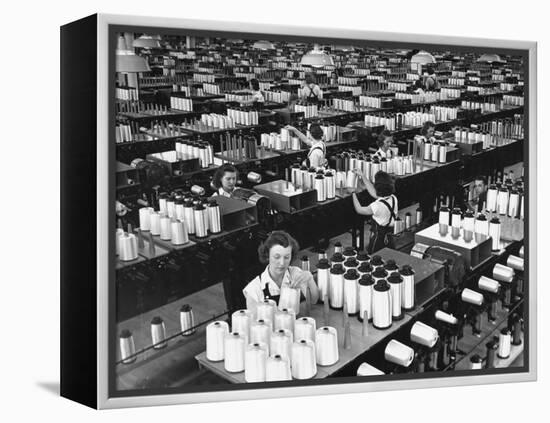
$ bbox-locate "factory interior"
[113,32,526,390]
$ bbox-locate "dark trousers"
[367,224,395,254]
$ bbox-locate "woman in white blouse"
[373,130,394,160]
[242,231,319,311]
[351,170,398,254]
[240,78,265,106]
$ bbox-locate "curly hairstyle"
[257,231,300,264]
[304,73,316,85]
[309,123,324,141]
[376,130,393,148]
[420,121,436,137]
[212,163,238,189]
[474,175,488,185]
[373,171,395,197]
[250,78,260,91]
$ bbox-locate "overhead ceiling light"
[133,34,161,49]
[300,44,335,67]
[253,40,275,50]
[332,45,355,52]
[116,35,151,73]
[411,50,436,65]
[477,53,505,63]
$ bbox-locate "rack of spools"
[354,249,524,375]
[456,248,525,371]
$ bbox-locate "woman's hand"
[290,270,311,290]
[352,168,366,190]
[352,168,364,178]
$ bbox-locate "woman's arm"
[289,268,319,304]
[352,169,378,199]
[240,91,265,106]
[352,192,374,216]
[242,278,262,312]
[285,125,312,147]
[307,275,320,304]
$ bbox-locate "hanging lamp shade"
[133,35,161,49]
[411,50,436,65]
[477,53,504,63]
[300,45,334,67]
[253,40,275,50]
[116,35,151,73]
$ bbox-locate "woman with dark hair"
[212,163,238,197]
[424,67,440,91]
[242,230,319,310]
[412,79,426,95]
[373,129,394,160]
[285,123,327,168]
[420,121,436,139]
[240,78,265,106]
[330,70,339,86]
[351,170,398,253]
[299,73,323,101]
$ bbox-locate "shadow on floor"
[36,382,60,396]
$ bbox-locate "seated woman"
[373,130,394,160]
[211,163,238,197]
[419,120,436,141]
[240,78,265,106]
[412,79,426,95]
[242,231,319,311]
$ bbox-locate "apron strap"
[308,144,325,157]
[307,84,319,100]
[305,143,326,167]
[261,274,280,303]
[378,196,396,228]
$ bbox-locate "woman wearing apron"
[242,231,319,312]
[299,73,323,102]
[424,66,440,91]
[351,170,398,254]
[285,123,327,168]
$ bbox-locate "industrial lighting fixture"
[332,45,355,52]
[411,50,436,64]
[477,53,505,63]
[133,34,161,48]
[252,40,275,50]
[116,35,151,73]
[300,44,335,67]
